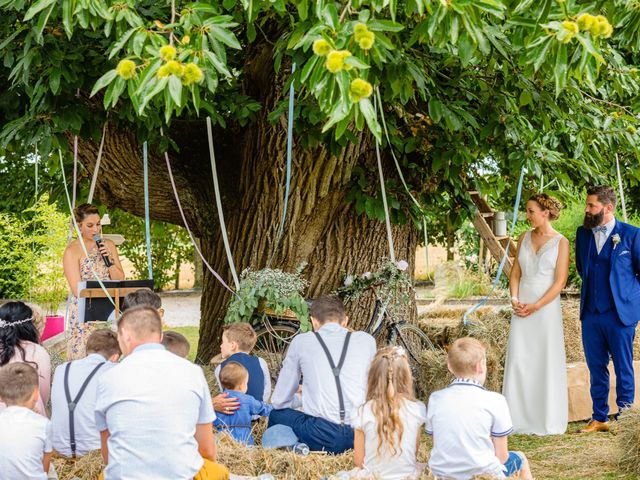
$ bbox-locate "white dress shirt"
[593,218,616,254]
[271,323,376,425]
[95,343,215,480]
[426,379,514,480]
[0,406,52,480]
[51,353,116,457]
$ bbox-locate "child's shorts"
[504,451,525,476]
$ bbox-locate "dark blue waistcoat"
[586,235,616,314]
[220,352,265,401]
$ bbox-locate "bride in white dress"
[503,193,570,435]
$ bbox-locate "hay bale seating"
[62,302,609,480]
[417,300,640,398]
[615,407,640,476]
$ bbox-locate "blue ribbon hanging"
[268,62,296,265]
[463,166,526,325]
[143,142,153,280]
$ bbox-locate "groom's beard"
[583,209,605,229]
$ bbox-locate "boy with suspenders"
[268,296,376,453]
[50,330,120,457]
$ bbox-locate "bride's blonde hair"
[365,346,414,457]
[529,193,563,221]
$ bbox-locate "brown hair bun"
[529,193,563,221]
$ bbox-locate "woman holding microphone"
[63,204,124,359]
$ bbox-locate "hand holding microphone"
[93,234,113,268]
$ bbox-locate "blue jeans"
[268,408,354,454]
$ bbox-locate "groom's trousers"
[582,309,636,422]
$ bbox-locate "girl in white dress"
[351,346,427,480]
[503,193,570,435]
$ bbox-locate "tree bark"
[74,36,420,364]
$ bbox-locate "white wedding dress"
[503,231,568,435]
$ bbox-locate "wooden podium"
[78,280,154,323]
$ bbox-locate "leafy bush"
[0,195,69,313]
[0,212,31,299]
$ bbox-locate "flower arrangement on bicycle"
[336,259,414,319]
[224,265,311,332]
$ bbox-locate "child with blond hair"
[427,337,533,480]
[351,346,426,480]
[215,323,271,402]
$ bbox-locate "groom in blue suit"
[576,185,640,433]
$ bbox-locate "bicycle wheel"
[391,321,436,363]
[253,320,299,384]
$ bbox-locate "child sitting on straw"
[162,331,191,358]
[427,337,533,480]
[351,346,427,480]
[95,306,229,480]
[215,322,271,404]
[0,363,53,479]
[50,329,121,458]
[214,362,273,445]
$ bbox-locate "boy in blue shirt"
[214,362,272,445]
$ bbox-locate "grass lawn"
[509,423,634,479]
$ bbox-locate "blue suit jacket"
[576,220,640,326]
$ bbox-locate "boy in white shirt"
[95,305,229,480]
[0,362,53,480]
[426,337,533,480]
[51,329,121,457]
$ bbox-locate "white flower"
[396,260,409,271]
[612,233,621,250]
[343,275,354,287]
[363,272,372,279]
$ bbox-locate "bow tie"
[592,226,607,234]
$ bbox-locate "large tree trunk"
[75,36,419,364]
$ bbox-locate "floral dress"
[67,250,111,360]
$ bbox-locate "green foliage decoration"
[224,265,310,331]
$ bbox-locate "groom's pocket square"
[619,250,631,256]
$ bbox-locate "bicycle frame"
[365,298,397,339]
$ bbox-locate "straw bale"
[562,301,583,363]
[217,433,354,479]
[562,301,640,362]
[419,306,510,394]
[53,450,103,480]
[416,349,452,400]
[615,407,640,476]
[417,299,640,398]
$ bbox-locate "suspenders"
[313,331,352,425]
[63,361,105,458]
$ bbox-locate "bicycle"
[252,292,437,385]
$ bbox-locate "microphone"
[93,234,113,268]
